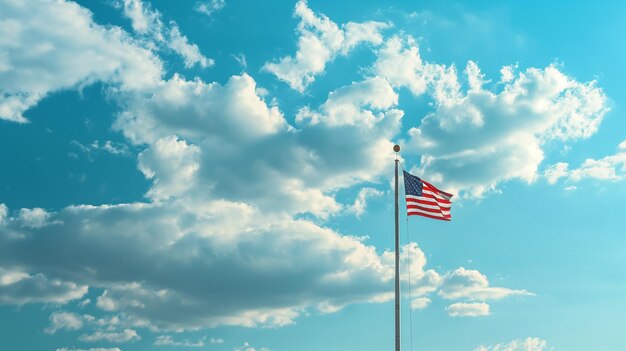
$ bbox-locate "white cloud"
[570,157,624,181]
[0,202,394,330]
[118,0,157,34]
[234,342,270,351]
[474,337,548,351]
[118,0,213,68]
[0,268,87,305]
[114,73,400,218]
[347,187,384,217]
[296,77,399,127]
[57,348,122,351]
[404,57,608,197]
[263,0,389,92]
[410,297,431,310]
[45,311,136,341]
[0,204,7,225]
[211,337,225,344]
[544,162,570,184]
[114,73,286,145]
[390,243,442,297]
[445,302,490,317]
[232,53,247,69]
[167,26,213,69]
[373,35,434,96]
[154,335,206,347]
[0,0,162,122]
[438,267,531,301]
[18,208,52,228]
[372,32,608,197]
[500,65,517,84]
[137,136,201,200]
[101,141,131,156]
[195,0,225,17]
[390,243,526,313]
[0,201,526,329]
[70,139,131,158]
[79,329,140,343]
[45,311,84,334]
[544,139,626,184]
[90,315,123,330]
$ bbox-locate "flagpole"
[394,144,401,351]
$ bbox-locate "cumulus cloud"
[544,139,626,184]
[114,73,400,217]
[410,297,431,310]
[263,0,389,92]
[373,35,436,96]
[137,136,201,200]
[445,302,490,317]
[405,59,608,197]
[18,208,53,228]
[474,337,548,351]
[0,202,394,330]
[114,73,286,145]
[45,311,84,334]
[390,243,442,297]
[0,268,87,305]
[0,0,162,122]
[118,0,213,69]
[296,77,400,127]
[370,33,608,196]
[0,201,526,329]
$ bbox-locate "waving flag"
[403,170,453,221]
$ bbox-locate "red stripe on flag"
[421,180,453,199]
[406,193,450,203]
[406,204,446,214]
[420,190,452,203]
[406,210,451,221]
[406,198,451,209]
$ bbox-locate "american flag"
[403,170,453,221]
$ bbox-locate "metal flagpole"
[394,144,401,351]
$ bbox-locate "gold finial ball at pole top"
[393,144,400,153]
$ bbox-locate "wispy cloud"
[194,0,225,17]
[474,337,548,351]
[264,0,389,92]
[0,0,162,123]
[117,0,213,68]
[545,139,626,184]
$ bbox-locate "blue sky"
[1,1,625,350]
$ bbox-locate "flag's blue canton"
[403,171,423,196]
